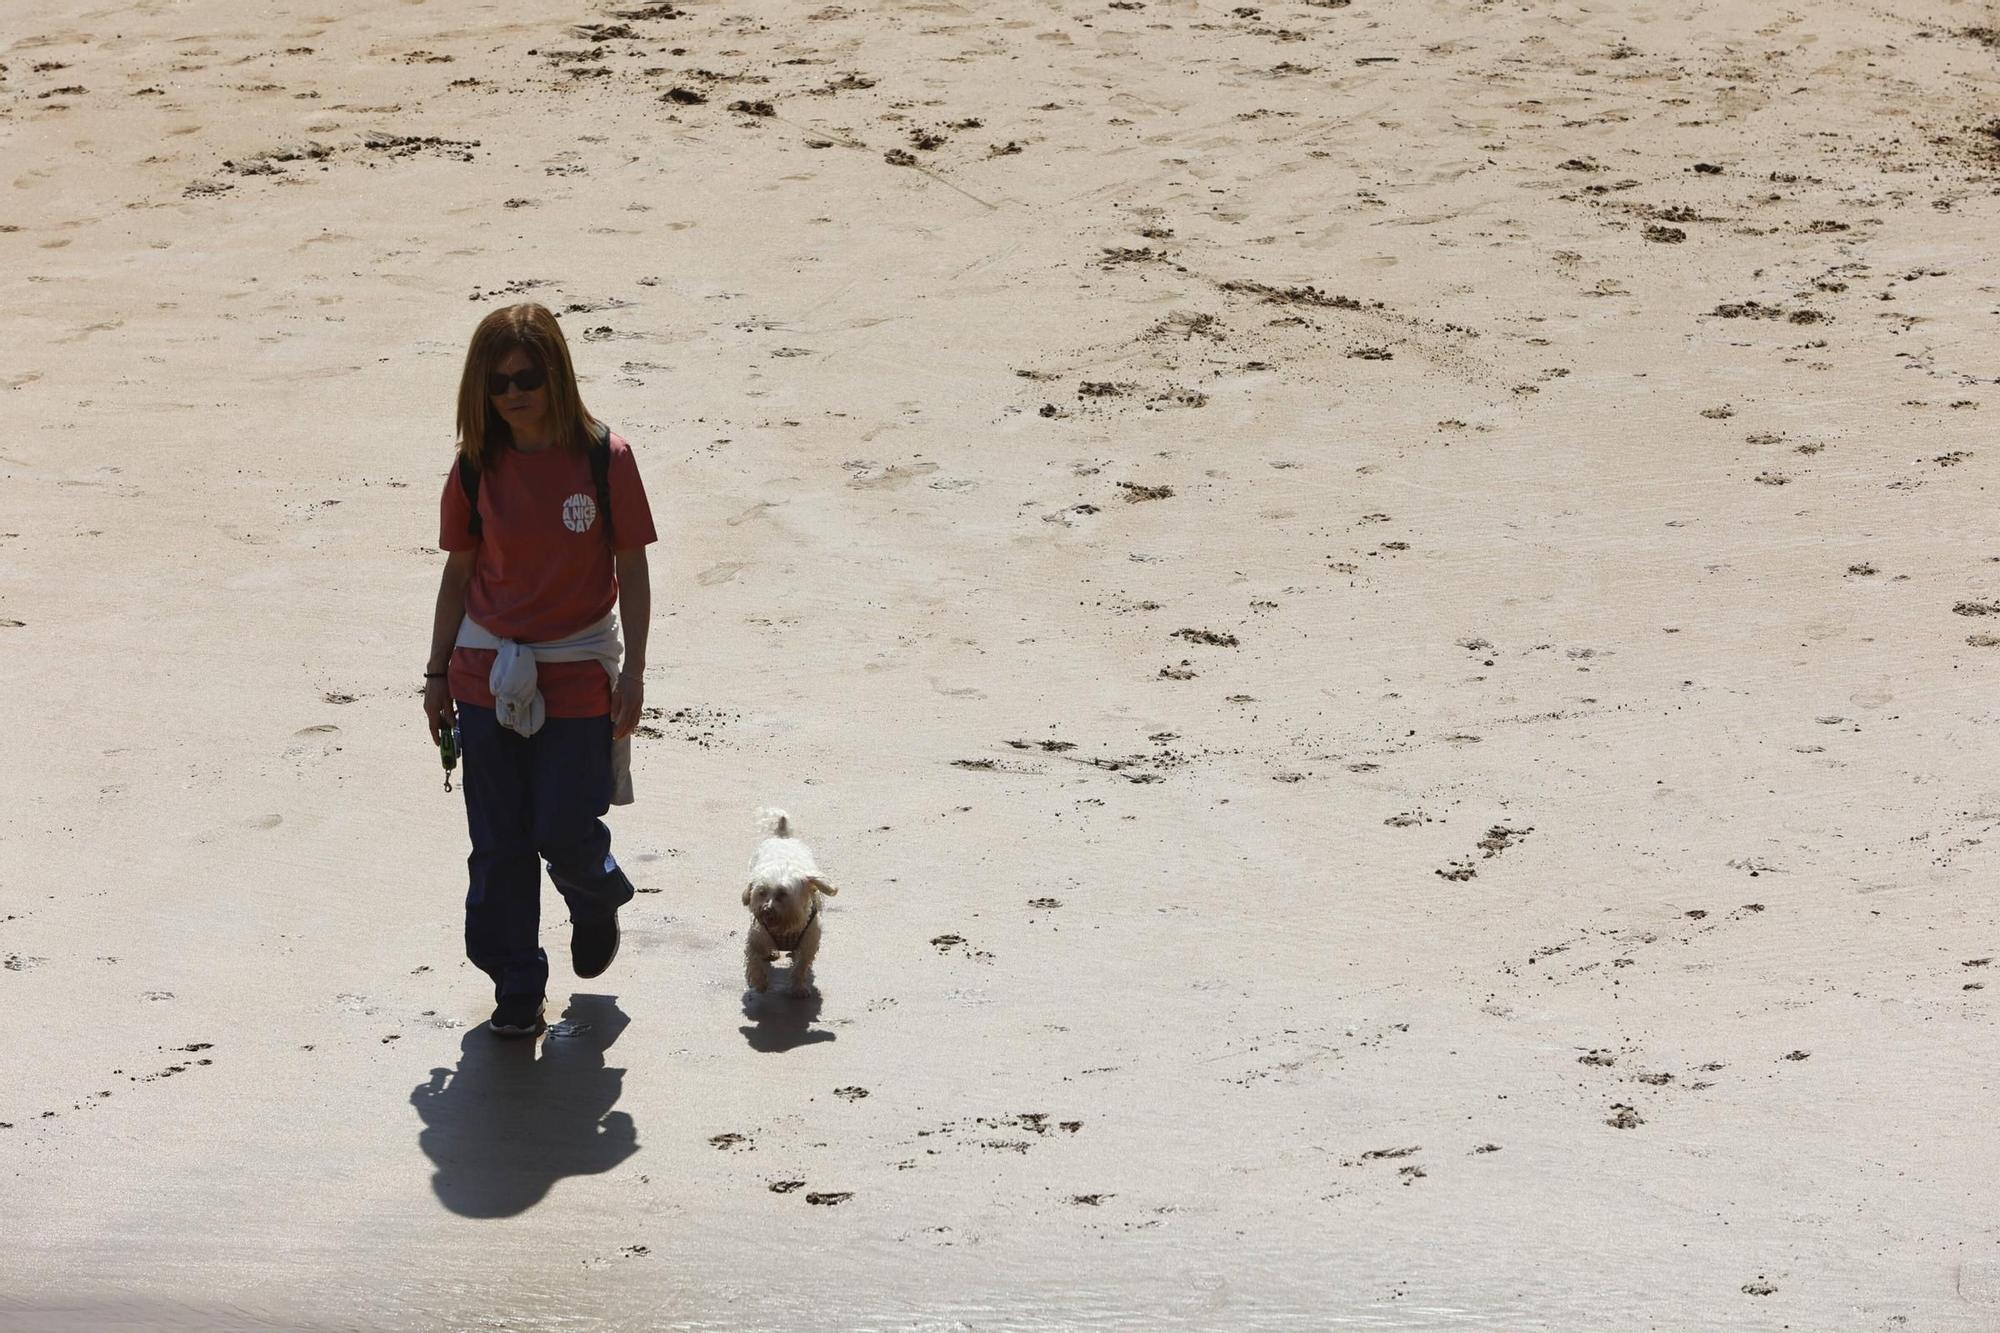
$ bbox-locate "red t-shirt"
[440,431,658,717]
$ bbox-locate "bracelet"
[424,671,447,679]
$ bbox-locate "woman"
[422,303,657,1038]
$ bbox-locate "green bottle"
[439,723,461,790]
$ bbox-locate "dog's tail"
[756,807,791,837]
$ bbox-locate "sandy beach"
[3,0,1998,1327]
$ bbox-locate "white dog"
[743,809,838,996]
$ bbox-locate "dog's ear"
[742,882,755,906]
[806,876,838,897]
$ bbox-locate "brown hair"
[453,303,598,471]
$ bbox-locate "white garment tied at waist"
[455,611,634,806]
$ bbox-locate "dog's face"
[743,875,835,932]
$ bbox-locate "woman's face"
[488,346,550,440]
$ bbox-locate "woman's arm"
[422,550,477,743]
[611,547,651,740]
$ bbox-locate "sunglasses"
[486,365,548,396]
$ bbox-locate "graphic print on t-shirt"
[561,492,597,533]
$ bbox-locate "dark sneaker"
[572,915,620,979]
[490,993,545,1038]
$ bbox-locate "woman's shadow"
[410,993,638,1218]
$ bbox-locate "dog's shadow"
[739,980,836,1053]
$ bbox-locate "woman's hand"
[424,552,474,746]
[424,677,455,745]
[610,669,644,741]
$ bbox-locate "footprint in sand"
[697,561,749,586]
[844,461,938,489]
[53,319,124,345]
[284,724,342,761]
[1961,1260,2000,1307]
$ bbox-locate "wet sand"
[3,0,1998,1328]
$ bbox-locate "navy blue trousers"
[458,704,635,1001]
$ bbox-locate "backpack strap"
[457,454,483,540]
[588,421,615,551]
